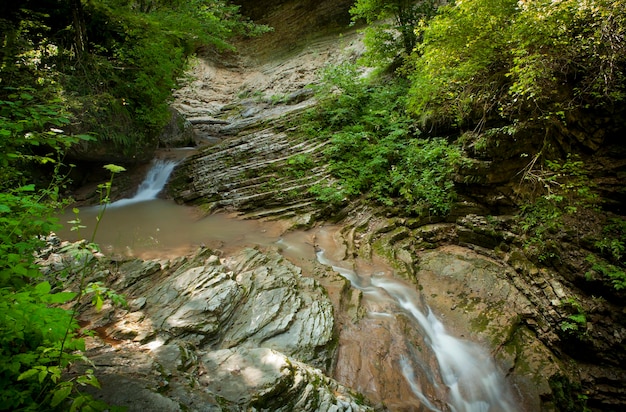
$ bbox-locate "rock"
[199,347,374,411]
[64,246,367,410]
[158,107,196,148]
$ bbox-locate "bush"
[305,62,461,216]
[390,138,462,215]
[407,0,626,134]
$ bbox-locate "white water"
[108,159,178,208]
[316,250,520,412]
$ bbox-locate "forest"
[1,0,625,410]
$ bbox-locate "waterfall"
[316,250,520,412]
[109,159,178,208]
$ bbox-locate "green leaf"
[77,372,101,389]
[51,385,72,407]
[42,291,77,304]
[34,281,52,295]
[38,369,47,383]
[70,395,87,412]
[18,184,35,192]
[103,164,126,174]
[17,368,38,381]
[95,294,104,312]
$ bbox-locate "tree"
[407,0,626,139]
[350,0,440,68]
[1,0,271,156]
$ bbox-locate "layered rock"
[43,244,373,411]
[166,2,364,220]
[326,205,626,411]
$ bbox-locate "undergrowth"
[303,62,462,216]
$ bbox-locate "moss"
[469,311,491,333]
[548,374,589,412]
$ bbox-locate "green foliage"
[518,155,598,262]
[595,218,626,263]
[350,0,439,68]
[390,138,461,215]
[408,0,518,128]
[587,216,626,291]
[0,89,127,409]
[284,154,316,179]
[585,255,626,291]
[0,88,95,187]
[309,184,348,208]
[408,0,626,133]
[1,0,271,154]
[304,62,461,216]
[548,374,591,412]
[558,298,587,337]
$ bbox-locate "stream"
[316,248,519,412]
[59,160,522,411]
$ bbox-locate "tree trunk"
[70,0,87,58]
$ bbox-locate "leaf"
[17,368,38,381]
[77,373,101,389]
[34,281,52,295]
[70,395,87,412]
[18,184,35,192]
[103,164,126,173]
[95,294,104,312]
[51,385,72,407]
[38,369,48,383]
[568,313,586,324]
[42,291,77,304]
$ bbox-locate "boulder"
[53,246,373,411]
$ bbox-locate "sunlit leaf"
[17,369,38,381]
[34,281,52,295]
[103,164,126,173]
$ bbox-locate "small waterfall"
[316,250,520,412]
[109,159,178,208]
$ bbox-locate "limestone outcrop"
[166,2,365,219]
[42,244,373,411]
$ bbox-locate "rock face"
[50,246,373,411]
[167,1,364,219]
[158,108,196,148]
[168,115,332,220]
[326,206,626,411]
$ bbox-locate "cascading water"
[108,159,178,207]
[316,249,520,412]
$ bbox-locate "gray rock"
[70,246,369,411]
[158,107,196,148]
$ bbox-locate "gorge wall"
[66,0,626,410]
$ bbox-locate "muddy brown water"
[58,199,291,259]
